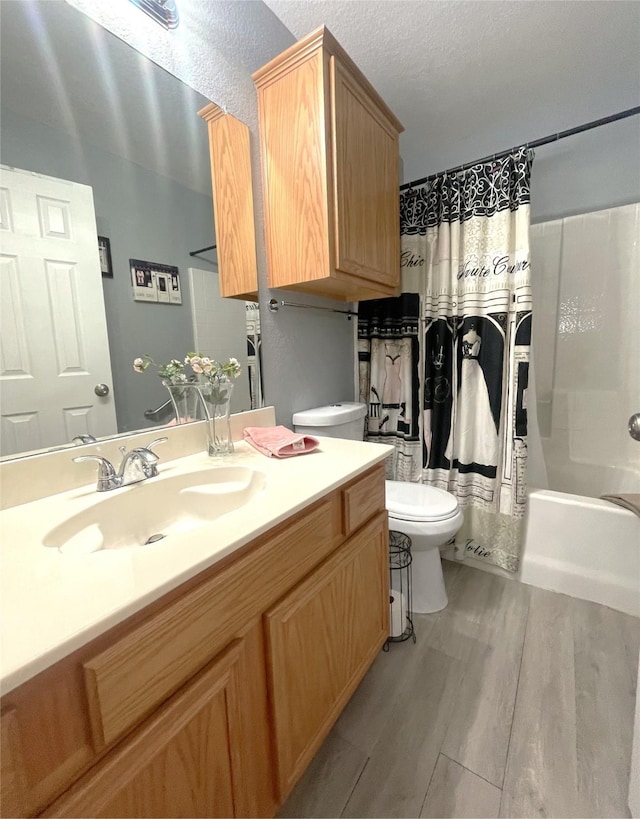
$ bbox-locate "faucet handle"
[73,454,115,472]
[135,437,168,478]
[73,455,118,492]
[145,437,168,452]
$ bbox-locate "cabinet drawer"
[342,464,385,536]
[83,499,336,749]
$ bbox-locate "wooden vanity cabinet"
[267,512,389,797]
[0,464,388,818]
[46,640,247,818]
[198,103,259,300]
[253,27,404,303]
[1,708,27,818]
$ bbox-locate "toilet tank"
[292,402,367,440]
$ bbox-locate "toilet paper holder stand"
[385,531,416,648]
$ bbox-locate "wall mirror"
[0,0,262,460]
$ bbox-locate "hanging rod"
[399,105,640,191]
[268,298,358,319]
[189,242,217,257]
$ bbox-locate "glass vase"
[163,381,205,425]
[199,377,234,457]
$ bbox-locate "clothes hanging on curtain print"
[358,294,422,481]
[401,147,534,572]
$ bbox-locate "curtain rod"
[399,105,640,191]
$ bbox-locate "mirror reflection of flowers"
[133,355,187,385]
[133,353,241,403]
[184,353,241,406]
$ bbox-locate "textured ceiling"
[264,0,640,182]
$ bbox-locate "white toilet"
[385,481,463,613]
[292,402,463,614]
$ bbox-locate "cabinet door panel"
[99,692,235,819]
[199,104,258,300]
[46,641,245,819]
[332,58,400,287]
[266,512,389,797]
[0,709,27,818]
[258,50,332,288]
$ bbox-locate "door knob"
[629,413,640,441]
[94,383,110,397]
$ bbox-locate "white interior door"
[0,165,117,456]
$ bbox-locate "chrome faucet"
[73,437,168,492]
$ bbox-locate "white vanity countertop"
[0,438,392,694]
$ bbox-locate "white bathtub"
[445,488,640,616]
[519,489,640,617]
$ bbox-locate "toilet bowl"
[386,481,463,614]
[292,402,463,616]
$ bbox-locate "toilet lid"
[385,481,459,522]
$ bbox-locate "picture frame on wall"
[98,236,113,278]
[129,258,182,303]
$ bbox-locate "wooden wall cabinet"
[253,27,404,303]
[0,465,389,818]
[199,103,258,300]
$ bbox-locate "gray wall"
[1,107,213,433]
[69,0,356,428]
[400,114,640,226]
[529,116,640,224]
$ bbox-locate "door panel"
[99,692,235,819]
[266,512,389,796]
[47,641,245,819]
[332,59,400,286]
[257,50,332,287]
[0,166,116,456]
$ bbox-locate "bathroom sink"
[43,466,266,555]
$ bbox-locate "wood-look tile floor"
[279,561,640,819]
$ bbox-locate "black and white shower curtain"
[360,148,533,572]
[406,147,533,571]
[358,294,422,481]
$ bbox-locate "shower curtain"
[358,294,422,481]
[401,147,533,571]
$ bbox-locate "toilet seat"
[385,480,459,523]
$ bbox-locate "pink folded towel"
[243,425,320,458]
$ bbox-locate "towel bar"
[268,298,357,319]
